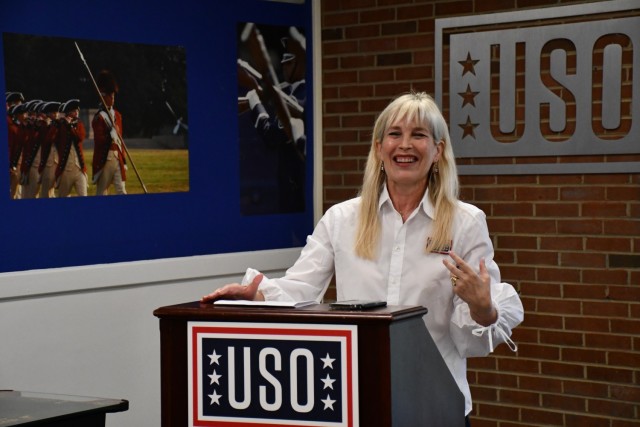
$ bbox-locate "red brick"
[586,366,634,383]
[540,330,583,346]
[608,351,640,369]
[520,408,564,426]
[537,267,581,283]
[519,282,561,298]
[477,371,518,388]
[560,252,606,268]
[583,202,628,217]
[542,393,586,411]
[585,333,632,350]
[557,219,603,235]
[539,236,583,250]
[586,236,631,252]
[541,361,584,378]
[563,284,609,301]
[583,269,628,285]
[588,398,636,418]
[520,312,563,329]
[610,384,640,403]
[583,301,630,317]
[563,379,609,398]
[435,1,473,16]
[516,187,558,201]
[516,250,557,266]
[520,375,562,393]
[564,316,610,333]
[493,203,534,216]
[516,343,560,361]
[499,389,540,406]
[565,413,616,427]
[560,186,606,201]
[475,403,520,420]
[514,218,557,234]
[607,185,640,200]
[535,202,580,217]
[604,219,640,235]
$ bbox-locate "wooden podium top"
[154,301,427,324]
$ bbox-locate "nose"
[399,133,412,149]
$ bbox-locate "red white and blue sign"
[188,321,359,427]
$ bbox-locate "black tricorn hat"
[6,91,25,104]
[25,100,43,112]
[96,70,118,94]
[61,99,81,113]
[7,103,27,115]
[42,101,61,114]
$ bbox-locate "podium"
[154,302,464,427]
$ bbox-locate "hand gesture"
[200,273,264,303]
[443,251,497,326]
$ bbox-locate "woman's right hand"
[200,273,264,303]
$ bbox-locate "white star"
[321,394,336,410]
[321,373,335,390]
[208,369,222,385]
[208,350,221,365]
[208,390,223,405]
[321,353,335,369]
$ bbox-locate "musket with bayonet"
[74,41,148,194]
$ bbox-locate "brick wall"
[320,0,640,425]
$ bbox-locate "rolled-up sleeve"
[257,208,337,303]
[448,205,524,357]
[450,281,524,357]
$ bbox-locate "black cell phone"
[329,300,387,310]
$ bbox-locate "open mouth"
[394,155,418,164]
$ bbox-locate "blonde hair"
[354,92,459,259]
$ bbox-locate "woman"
[202,92,524,423]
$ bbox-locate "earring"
[380,162,385,172]
[433,161,439,174]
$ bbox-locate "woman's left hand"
[443,251,497,326]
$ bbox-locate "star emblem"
[208,369,222,385]
[208,390,223,405]
[321,394,336,410]
[208,350,221,365]
[321,353,335,369]
[459,116,479,139]
[458,84,479,108]
[459,52,479,76]
[321,373,336,390]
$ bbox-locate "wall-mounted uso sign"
[188,322,359,427]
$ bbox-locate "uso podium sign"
[187,322,359,427]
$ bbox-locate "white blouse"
[253,186,524,415]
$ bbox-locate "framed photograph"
[0,0,314,273]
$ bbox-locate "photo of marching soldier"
[3,33,188,199]
[237,23,307,216]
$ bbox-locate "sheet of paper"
[213,299,317,308]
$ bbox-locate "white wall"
[0,248,300,427]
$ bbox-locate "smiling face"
[376,118,442,194]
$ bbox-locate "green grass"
[84,149,189,195]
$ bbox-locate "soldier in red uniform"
[19,100,46,198]
[6,92,24,198]
[38,102,62,198]
[92,70,127,195]
[5,92,24,112]
[55,99,88,197]
[7,102,28,199]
